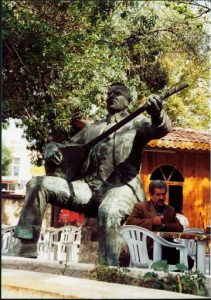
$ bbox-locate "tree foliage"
[3,0,210,164]
[2,143,13,176]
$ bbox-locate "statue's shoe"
[3,239,37,258]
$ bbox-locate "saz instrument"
[45,82,189,181]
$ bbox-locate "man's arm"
[162,207,184,232]
[126,203,183,232]
[126,203,154,231]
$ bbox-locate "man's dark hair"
[149,180,167,195]
[110,82,132,103]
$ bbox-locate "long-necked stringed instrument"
[45,82,189,181]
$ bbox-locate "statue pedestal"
[78,218,99,264]
[78,217,130,266]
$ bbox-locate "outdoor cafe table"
[153,231,211,273]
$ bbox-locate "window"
[2,183,8,191]
[10,157,20,177]
[150,165,184,182]
[150,165,184,212]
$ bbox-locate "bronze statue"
[7,83,172,265]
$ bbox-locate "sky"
[2,119,32,180]
[2,119,45,179]
[2,118,28,149]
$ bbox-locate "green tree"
[2,143,13,176]
[3,0,210,164]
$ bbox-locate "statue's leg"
[98,184,139,266]
[14,176,93,241]
[6,176,92,258]
[14,176,73,242]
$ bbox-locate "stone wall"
[2,194,51,229]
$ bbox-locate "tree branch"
[177,0,211,10]
[190,8,211,19]
[12,44,28,72]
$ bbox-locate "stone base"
[78,218,99,264]
[78,217,130,266]
[2,263,208,299]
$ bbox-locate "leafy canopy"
[2,143,13,176]
[3,0,210,164]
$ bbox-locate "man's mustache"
[157,199,164,203]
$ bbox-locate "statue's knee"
[98,205,120,228]
[26,176,42,189]
[98,204,109,221]
[26,177,50,201]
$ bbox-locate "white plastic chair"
[209,242,211,275]
[50,226,82,263]
[120,225,188,271]
[37,228,53,260]
[37,230,45,258]
[1,225,19,254]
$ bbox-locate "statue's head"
[106,83,132,113]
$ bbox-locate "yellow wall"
[30,166,45,177]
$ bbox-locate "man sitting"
[126,180,194,270]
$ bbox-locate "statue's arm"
[135,95,172,141]
[43,142,63,165]
[69,124,90,144]
[43,122,89,162]
[146,94,172,129]
[149,109,172,140]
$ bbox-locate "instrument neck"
[86,103,148,149]
[84,82,189,150]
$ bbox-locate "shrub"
[88,264,130,285]
[88,261,208,296]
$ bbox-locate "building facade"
[141,127,210,229]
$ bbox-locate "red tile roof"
[75,119,210,151]
[148,127,210,151]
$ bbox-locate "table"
[153,231,210,273]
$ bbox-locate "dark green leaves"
[3,0,210,164]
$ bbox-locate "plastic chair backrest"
[1,225,18,253]
[74,227,82,244]
[60,227,73,243]
[53,226,82,262]
[54,226,79,242]
[120,226,149,267]
[37,228,49,259]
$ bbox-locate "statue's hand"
[44,148,63,165]
[146,94,162,116]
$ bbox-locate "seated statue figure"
[8,82,172,266]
